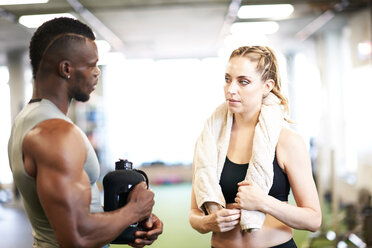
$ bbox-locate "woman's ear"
[58,60,71,79]
[263,79,274,96]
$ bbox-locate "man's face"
[69,39,100,102]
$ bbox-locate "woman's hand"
[204,208,241,232]
[234,180,267,211]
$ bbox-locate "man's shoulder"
[31,119,78,138]
[24,119,83,152]
[23,119,87,171]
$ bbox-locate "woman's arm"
[189,178,240,234]
[235,127,322,232]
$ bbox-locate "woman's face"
[224,56,268,116]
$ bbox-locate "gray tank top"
[8,99,103,247]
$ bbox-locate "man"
[8,17,163,248]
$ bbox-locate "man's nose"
[94,66,101,77]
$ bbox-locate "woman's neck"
[233,108,261,128]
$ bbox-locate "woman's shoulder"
[278,126,305,149]
[276,126,308,172]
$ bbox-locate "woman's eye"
[225,77,230,83]
[239,79,250,85]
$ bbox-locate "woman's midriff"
[211,203,293,248]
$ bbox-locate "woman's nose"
[227,81,238,94]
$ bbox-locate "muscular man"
[8,17,163,248]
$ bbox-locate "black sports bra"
[219,156,290,204]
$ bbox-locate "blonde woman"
[189,46,321,248]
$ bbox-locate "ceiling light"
[238,4,294,19]
[230,22,279,35]
[18,13,75,28]
[0,0,48,5]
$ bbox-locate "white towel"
[193,93,284,231]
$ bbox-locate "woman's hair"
[229,46,290,115]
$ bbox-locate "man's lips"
[92,81,98,89]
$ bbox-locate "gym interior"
[0,0,371,247]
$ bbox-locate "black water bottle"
[103,159,149,244]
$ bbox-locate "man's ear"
[59,60,71,79]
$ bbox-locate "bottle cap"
[115,159,133,170]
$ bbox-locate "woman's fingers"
[237,180,251,186]
[222,212,240,221]
[216,209,240,221]
[209,208,241,232]
[220,209,240,231]
[219,208,240,216]
[219,219,240,232]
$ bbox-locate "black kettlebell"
[103,159,149,244]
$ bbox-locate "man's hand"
[127,182,155,222]
[129,214,163,248]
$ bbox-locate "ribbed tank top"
[8,99,102,247]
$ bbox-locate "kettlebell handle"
[134,169,149,188]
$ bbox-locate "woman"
[189,46,321,248]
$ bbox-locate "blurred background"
[0,0,371,247]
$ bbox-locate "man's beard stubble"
[74,91,90,102]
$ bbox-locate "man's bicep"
[36,158,91,209]
[30,121,91,233]
[36,161,78,206]
[36,156,93,242]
